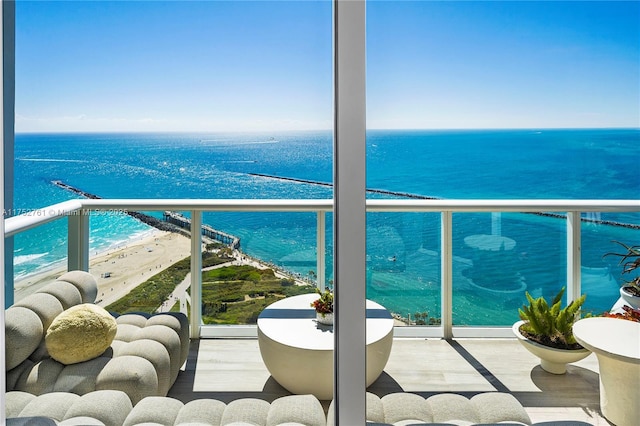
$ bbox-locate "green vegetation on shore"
[201,265,314,324]
[106,251,227,314]
[106,249,314,323]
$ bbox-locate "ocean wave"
[14,258,67,283]
[14,252,48,265]
[88,228,158,255]
[200,140,278,145]
[17,158,88,163]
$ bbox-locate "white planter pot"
[620,286,640,309]
[512,320,590,374]
[316,312,333,326]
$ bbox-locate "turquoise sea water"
[12,129,640,324]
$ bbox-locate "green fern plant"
[518,287,587,349]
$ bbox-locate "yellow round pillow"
[45,304,117,365]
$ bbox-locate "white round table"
[257,293,394,400]
[573,317,640,426]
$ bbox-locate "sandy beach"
[14,230,193,308]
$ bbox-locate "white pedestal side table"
[257,293,394,400]
[573,317,640,426]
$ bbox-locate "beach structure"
[163,211,240,250]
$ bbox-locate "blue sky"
[15,1,640,132]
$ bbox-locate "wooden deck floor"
[168,338,609,425]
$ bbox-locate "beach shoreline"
[14,230,193,307]
[14,228,158,287]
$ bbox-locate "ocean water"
[12,129,640,324]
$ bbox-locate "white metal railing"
[5,198,640,338]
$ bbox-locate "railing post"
[190,210,202,339]
[67,211,90,272]
[441,211,453,339]
[566,211,581,302]
[317,210,326,291]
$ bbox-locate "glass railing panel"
[13,221,69,304]
[203,211,327,283]
[91,209,194,314]
[198,211,323,325]
[366,211,442,326]
[581,211,640,315]
[452,212,566,327]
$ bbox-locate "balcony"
[168,337,605,424]
[4,198,640,424]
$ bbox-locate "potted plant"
[311,288,333,325]
[512,287,590,374]
[602,304,640,322]
[603,241,640,309]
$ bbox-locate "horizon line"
[14,126,640,136]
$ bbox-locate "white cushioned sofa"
[5,391,328,426]
[6,390,538,426]
[5,271,190,405]
[7,389,596,426]
[328,392,534,426]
